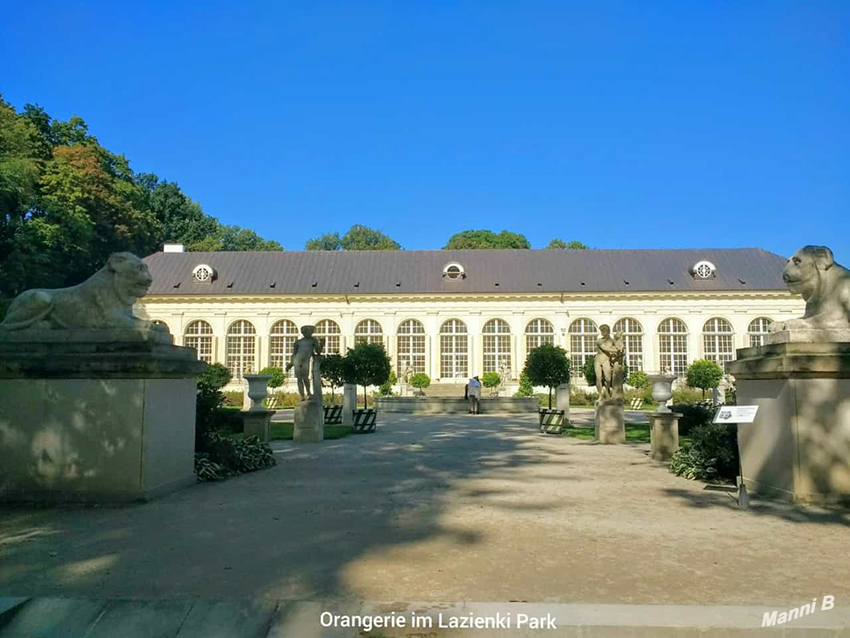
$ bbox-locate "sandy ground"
[1,413,847,606]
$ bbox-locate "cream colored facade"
[137,290,804,387]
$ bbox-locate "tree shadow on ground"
[0,413,569,601]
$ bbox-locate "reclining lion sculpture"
[772,245,850,332]
[0,252,166,331]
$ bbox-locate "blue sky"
[2,2,848,260]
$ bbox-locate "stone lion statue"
[0,252,167,331]
[772,245,850,332]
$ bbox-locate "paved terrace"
[1,413,848,635]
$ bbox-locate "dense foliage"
[443,229,530,249]
[378,370,398,396]
[410,373,431,391]
[670,423,739,482]
[514,371,534,397]
[259,366,285,389]
[306,224,401,250]
[481,372,501,390]
[582,355,628,389]
[546,239,589,250]
[627,371,649,389]
[670,401,717,436]
[344,342,392,407]
[685,360,725,398]
[523,344,570,409]
[0,95,281,314]
[195,363,232,448]
[321,353,349,403]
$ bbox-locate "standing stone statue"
[594,324,625,400]
[498,359,511,396]
[286,325,323,402]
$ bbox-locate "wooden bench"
[323,404,343,425]
[352,408,377,433]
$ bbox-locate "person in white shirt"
[467,376,482,415]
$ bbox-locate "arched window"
[269,320,299,373]
[613,317,643,372]
[315,319,341,354]
[482,318,511,375]
[568,318,598,374]
[396,319,426,375]
[748,317,774,347]
[440,319,468,380]
[703,318,735,365]
[658,318,688,376]
[525,318,555,353]
[184,320,213,363]
[226,320,256,379]
[354,319,383,346]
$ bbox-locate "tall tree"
[306,225,400,250]
[443,229,530,249]
[547,239,589,249]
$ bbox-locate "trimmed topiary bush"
[410,373,431,394]
[685,359,725,399]
[670,423,739,482]
[482,372,501,393]
[259,366,285,389]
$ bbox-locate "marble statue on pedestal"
[286,325,323,402]
[594,324,626,400]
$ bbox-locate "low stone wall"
[375,397,538,414]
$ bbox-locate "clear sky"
[2,2,848,261]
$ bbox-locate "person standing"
[467,376,482,415]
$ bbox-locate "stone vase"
[647,373,677,413]
[243,374,273,411]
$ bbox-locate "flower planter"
[647,373,677,413]
[242,374,273,412]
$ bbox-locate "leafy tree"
[514,371,534,397]
[306,225,400,251]
[259,366,285,389]
[198,362,231,391]
[547,239,589,250]
[344,342,392,407]
[443,229,530,249]
[410,373,431,394]
[627,371,649,389]
[685,359,725,399]
[378,370,398,396]
[523,344,570,409]
[195,363,231,449]
[583,356,597,387]
[321,353,349,403]
[482,372,501,392]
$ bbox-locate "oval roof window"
[193,264,215,283]
[443,262,465,280]
[693,260,716,279]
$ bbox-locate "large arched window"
[315,319,341,354]
[613,317,644,372]
[269,320,299,372]
[703,318,735,365]
[440,319,468,380]
[658,318,688,376]
[354,319,383,346]
[568,318,598,373]
[226,320,256,379]
[748,317,774,347]
[396,319,425,375]
[184,320,213,363]
[482,318,511,375]
[525,318,555,353]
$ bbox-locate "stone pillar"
[293,400,323,442]
[242,410,273,443]
[342,383,356,426]
[0,329,205,503]
[726,339,850,504]
[556,383,570,419]
[649,412,681,461]
[595,398,625,444]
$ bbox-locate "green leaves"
[685,359,725,398]
[522,344,570,399]
[306,225,401,251]
[546,239,589,250]
[443,229,530,249]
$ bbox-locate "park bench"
[323,404,343,425]
[352,408,377,433]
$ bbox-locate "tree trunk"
[548,387,553,409]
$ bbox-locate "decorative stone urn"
[243,374,272,411]
[647,373,677,412]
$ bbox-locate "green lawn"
[562,422,691,446]
[219,421,353,441]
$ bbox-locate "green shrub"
[482,372,501,390]
[411,373,431,390]
[685,360,725,399]
[321,354,348,403]
[222,390,244,407]
[195,433,276,482]
[624,388,653,407]
[725,384,737,405]
[582,356,597,386]
[671,384,704,405]
[196,364,231,449]
[670,423,738,482]
[627,371,649,389]
[514,371,534,397]
[569,388,597,406]
[379,370,398,396]
[259,366,285,388]
[670,401,716,436]
[199,362,231,390]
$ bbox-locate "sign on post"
[713,405,759,424]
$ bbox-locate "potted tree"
[482,372,501,397]
[523,344,571,429]
[343,342,392,432]
[685,359,725,400]
[410,373,431,397]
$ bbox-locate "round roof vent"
[692,260,716,279]
[193,264,215,283]
[442,262,465,280]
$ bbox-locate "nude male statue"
[594,324,625,400]
[285,325,323,402]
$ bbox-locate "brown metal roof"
[142,248,789,296]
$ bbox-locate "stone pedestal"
[595,398,625,444]
[0,329,205,503]
[242,410,273,443]
[556,383,570,419]
[293,400,324,442]
[649,412,681,461]
[342,384,356,426]
[727,341,850,505]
